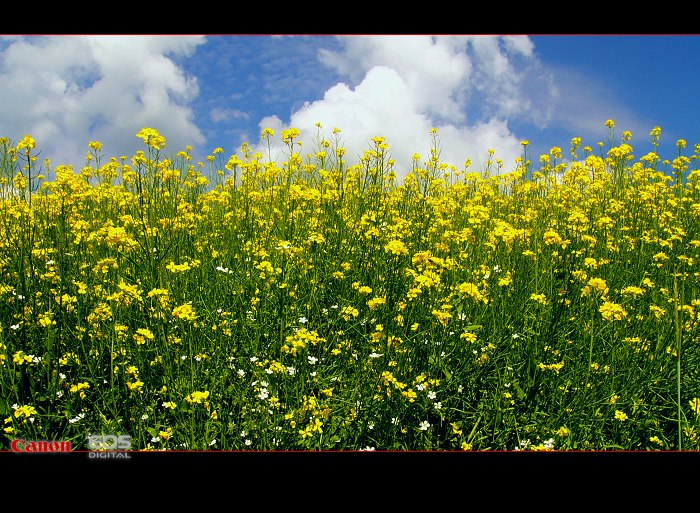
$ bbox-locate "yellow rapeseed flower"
[16,134,36,152]
[69,382,90,399]
[582,277,609,297]
[649,305,666,319]
[690,398,700,416]
[133,328,155,345]
[281,127,301,144]
[172,303,196,321]
[620,286,645,298]
[127,380,144,394]
[555,426,570,437]
[384,239,408,256]
[185,390,210,404]
[599,301,628,321]
[530,293,548,305]
[340,306,359,321]
[614,410,628,422]
[543,228,564,246]
[13,404,38,421]
[136,127,166,149]
[457,282,487,303]
[282,328,325,356]
[538,361,564,374]
[12,351,33,365]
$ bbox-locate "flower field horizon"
[1,120,699,451]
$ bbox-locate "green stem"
[673,274,683,450]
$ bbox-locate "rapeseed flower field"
[1,120,699,451]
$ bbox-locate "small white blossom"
[68,412,85,424]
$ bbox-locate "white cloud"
[432,119,523,174]
[502,36,535,57]
[258,35,557,179]
[318,36,472,124]
[0,35,206,168]
[210,107,249,123]
[296,65,431,165]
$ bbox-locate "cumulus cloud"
[0,35,206,168]
[280,66,431,166]
[317,35,472,124]
[256,35,559,178]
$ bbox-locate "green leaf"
[443,366,452,381]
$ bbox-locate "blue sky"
[1,34,698,181]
